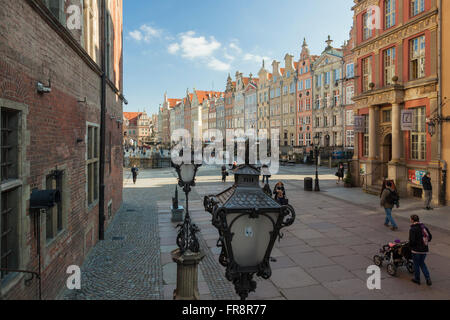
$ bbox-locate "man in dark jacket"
[409,214,432,286]
[421,172,433,210]
[380,181,398,231]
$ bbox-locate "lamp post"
[313,134,321,191]
[171,161,204,300]
[204,165,296,300]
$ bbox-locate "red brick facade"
[0,0,124,299]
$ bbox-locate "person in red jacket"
[409,214,432,286]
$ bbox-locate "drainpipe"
[438,0,444,205]
[99,0,106,240]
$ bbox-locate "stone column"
[388,103,407,196]
[368,106,379,160]
[391,103,401,162]
[172,249,205,300]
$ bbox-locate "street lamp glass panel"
[313,135,320,146]
[180,164,195,183]
[226,212,278,268]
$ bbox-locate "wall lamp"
[37,80,51,94]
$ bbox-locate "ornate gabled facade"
[244,74,259,132]
[296,39,317,151]
[351,0,440,204]
[312,36,345,149]
[257,61,272,137]
[224,75,235,144]
[342,28,357,152]
[233,72,249,131]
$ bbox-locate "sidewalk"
[320,184,450,233]
[191,165,450,300]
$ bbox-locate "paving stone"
[270,267,318,289]
[307,265,356,283]
[288,252,335,269]
[331,255,374,271]
[281,285,337,300]
[317,245,356,257]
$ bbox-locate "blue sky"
[123,0,355,115]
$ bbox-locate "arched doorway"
[382,134,392,179]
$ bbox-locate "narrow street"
[64,164,450,300]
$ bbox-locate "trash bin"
[304,177,313,191]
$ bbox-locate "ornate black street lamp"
[204,165,295,300]
[313,134,321,191]
[171,160,204,300]
[172,162,202,253]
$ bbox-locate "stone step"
[364,184,383,196]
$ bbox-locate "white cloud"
[170,31,221,59]
[129,24,162,42]
[224,52,235,61]
[168,43,180,54]
[207,58,231,71]
[229,42,242,54]
[243,53,271,64]
[129,30,143,41]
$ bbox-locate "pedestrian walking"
[261,164,271,185]
[409,214,432,286]
[221,165,228,183]
[131,165,139,184]
[273,182,288,205]
[422,172,433,210]
[380,181,399,231]
[336,162,345,184]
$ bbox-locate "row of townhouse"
[155,34,357,155]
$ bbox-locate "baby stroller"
[373,240,414,276]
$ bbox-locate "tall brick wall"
[0,0,123,299]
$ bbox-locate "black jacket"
[422,176,432,191]
[409,223,432,253]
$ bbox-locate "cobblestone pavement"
[63,170,171,300]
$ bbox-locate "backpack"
[386,189,399,205]
[420,224,432,246]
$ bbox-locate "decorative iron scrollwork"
[176,216,200,253]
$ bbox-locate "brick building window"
[410,36,426,80]
[411,0,425,17]
[44,0,66,25]
[305,133,311,146]
[363,114,369,157]
[362,56,372,92]
[87,125,99,206]
[346,86,354,105]
[363,12,373,40]
[384,47,396,85]
[346,63,355,78]
[1,108,21,280]
[383,110,392,123]
[45,172,64,241]
[410,107,426,160]
[346,130,355,147]
[385,0,396,29]
[299,134,304,146]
